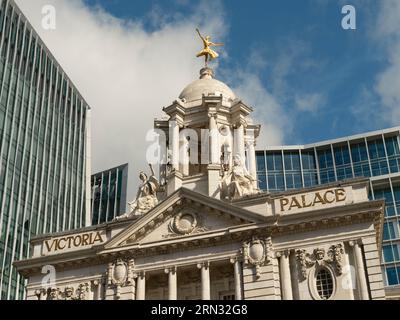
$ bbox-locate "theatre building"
[15,68,386,300]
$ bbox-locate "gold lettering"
[335,188,346,202]
[45,239,56,252]
[280,198,289,212]
[82,234,90,246]
[44,232,105,253]
[54,239,60,251]
[93,232,104,244]
[57,238,66,250]
[67,236,74,249]
[313,192,325,206]
[73,236,82,247]
[301,195,312,208]
[289,197,302,210]
[323,190,335,204]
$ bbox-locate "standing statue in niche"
[221,155,257,200]
[115,164,159,220]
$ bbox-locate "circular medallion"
[173,212,198,235]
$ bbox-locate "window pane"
[386,267,399,286]
[383,245,394,263]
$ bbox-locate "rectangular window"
[256,151,265,172]
[383,221,398,241]
[266,152,284,192]
[351,141,371,178]
[386,267,400,286]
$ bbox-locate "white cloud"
[14,0,229,206]
[15,0,297,208]
[232,72,290,148]
[374,0,400,125]
[294,93,325,113]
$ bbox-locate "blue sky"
[16,0,400,198]
[81,0,394,145]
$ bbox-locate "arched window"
[316,268,334,300]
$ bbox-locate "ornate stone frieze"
[76,283,90,300]
[327,244,344,275]
[34,288,47,300]
[48,287,60,300]
[64,286,75,300]
[296,243,344,281]
[242,236,272,278]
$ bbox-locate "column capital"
[348,238,362,247]
[133,271,146,279]
[245,139,256,149]
[276,249,291,259]
[234,120,248,128]
[197,261,210,270]
[208,112,218,119]
[230,257,241,264]
[164,266,177,274]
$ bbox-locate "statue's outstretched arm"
[210,42,224,47]
[196,28,205,41]
[149,163,155,177]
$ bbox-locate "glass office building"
[0,0,90,299]
[91,164,128,225]
[255,127,400,290]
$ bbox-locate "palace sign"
[275,188,348,214]
[42,230,107,255]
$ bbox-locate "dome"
[179,68,236,103]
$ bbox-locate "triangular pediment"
[104,188,266,249]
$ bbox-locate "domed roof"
[179,68,236,103]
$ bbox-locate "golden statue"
[196,28,224,66]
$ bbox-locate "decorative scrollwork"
[76,283,90,300]
[242,236,272,279]
[107,258,135,299]
[327,244,344,275]
[64,286,75,300]
[164,212,208,238]
[296,243,344,281]
[47,287,60,300]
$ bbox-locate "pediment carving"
[163,211,209,239]
[104,188,264,250]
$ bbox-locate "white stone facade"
[15,181,386,300]
[15,68,386,300]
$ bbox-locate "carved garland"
[35,280,98,300]
[295,243,344,281]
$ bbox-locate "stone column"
[169,119,180,170]
[230,258,243,300]
[350,240,370,300]
[197,262,211,300]
[209,113,219,165]
[277,250,293,300]
[235,123,246,162]
[165,267,177,300]
[179,135,189,176]
[92,279,102,300]
[246,137,257,185]
[136,272,146,300]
